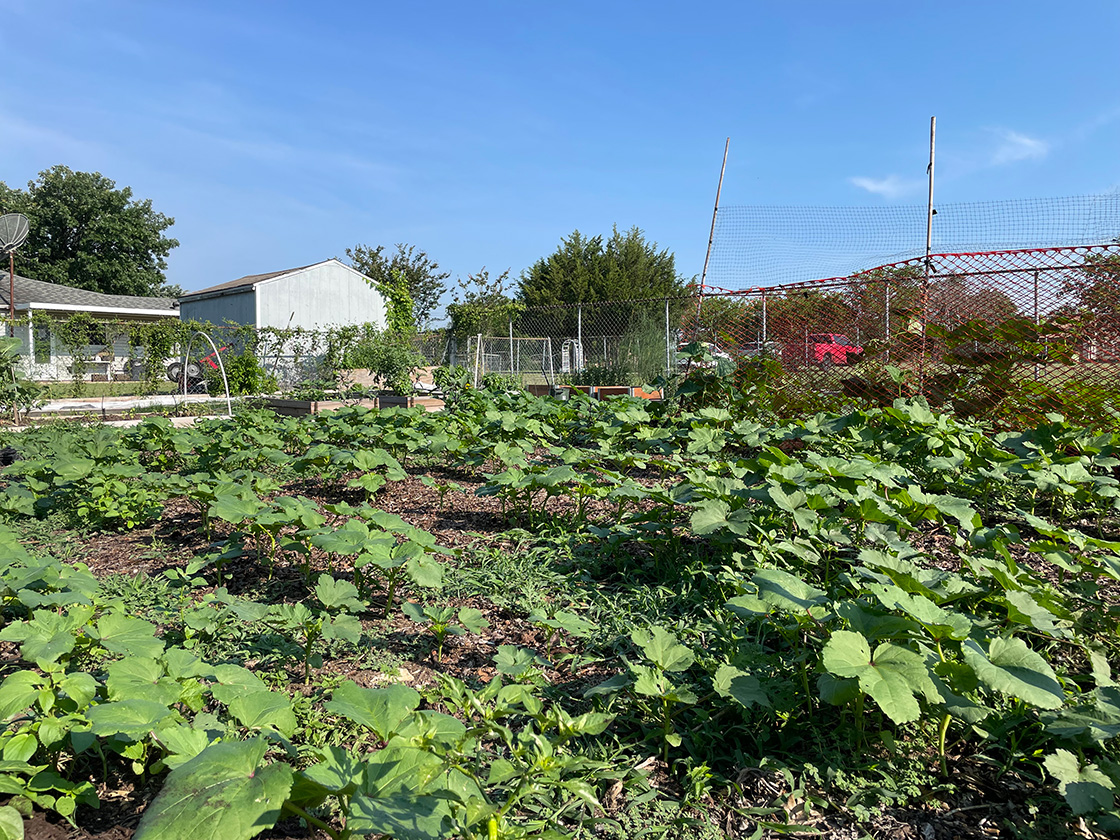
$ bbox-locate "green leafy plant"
[258,575,365,683]
[401,602,488,662]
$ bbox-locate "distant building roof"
[0,273,178,315]
[181,260,328,300]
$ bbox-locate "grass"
[38,380,181,398]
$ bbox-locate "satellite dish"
[0,214,29,254]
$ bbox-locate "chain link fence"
[460,244,1120,425]
[454,299,690,388]
[685,245,1120,421]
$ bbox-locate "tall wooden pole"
[919,116,936,393]
[695,138,730,336]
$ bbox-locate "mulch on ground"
[7,467,1107,839]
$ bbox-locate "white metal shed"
[177,259,387,331]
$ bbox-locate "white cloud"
[0,110,100,162]
[848,175,922,200]
[990,129,1048,165]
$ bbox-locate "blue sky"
[2,1,1118,314]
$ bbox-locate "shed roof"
[182,261,327,298]
[0,273,178,313]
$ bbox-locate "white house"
[177,259,387,332]
[0,273,179,380]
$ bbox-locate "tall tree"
[0,166,180,297]
[446,267,521,342]
[345,243,450,330]
[518,226,688,338]
[519,226,687,307]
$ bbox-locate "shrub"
[206,352,277,396]
[569,362,633,387]
[343,329,424,395]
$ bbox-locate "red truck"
[806,333,863,367]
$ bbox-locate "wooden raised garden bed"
[376,395,445,411]
[262,397,380,416]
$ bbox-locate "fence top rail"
[700,243,1120,298]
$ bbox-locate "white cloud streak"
[847,175,923,200]
[990,129,1048,165]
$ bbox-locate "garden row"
[0,388,1119,838]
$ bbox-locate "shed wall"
[257,263,386,331]
[179,291,256,328]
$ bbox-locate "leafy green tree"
[843,265,923,344]
[518,226,688,338]
[519,226,687,308]
[1058,252,1120,319]
[446,267,522,342]
[0,166,180,297]
[926,275,1019,328]
[345,243,450,330]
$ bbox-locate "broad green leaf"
[752,568,827,615]
[406,553,443,590]
[106,658,180,707]
[0,673,42,720]
[1044,749,1116,815]
[583,674,630,698]
[162,649,211,681]
[53,457,94,483]
[929,494,981,533]
[86,699,176,740]
[133,739,293,840]
[822,631,935,725]
[229,691,296,738]
[348,793,452,840]
[362,744,444,797]
[1003,590,1062,636]
[547,610,592,637]
[209,665,268,706]
[95,612,164,659]
[153,724,215,770]
[309,520,371,556]
[54,674,93,712]
[1042,686,1120,746]
[457,607,488,634]
[631,665,697,705]
[401,602,427,624]
[207,494,263,525]
[867,584,972,640]
[296,745,361,797]
[725,595,768,618]
[817,674,860,707]
[1,611,83,669]
[0,804,22,840]
[393,710,468,745]
[766,484,806,513]
[713,665,770,709]
[493,645,544,678]
[2,735,35,764]
[690,500,752,536]
[314,575,363,613]
[632,665,670,699]
[836,601,919,641]
[323,614,362,644]
[962,637,1064,709]
[325,681,420,741]
[631,626,694,672]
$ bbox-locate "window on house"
[33,325,51,364]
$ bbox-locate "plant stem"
[938,713,951,777]
[282,801,341,840]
